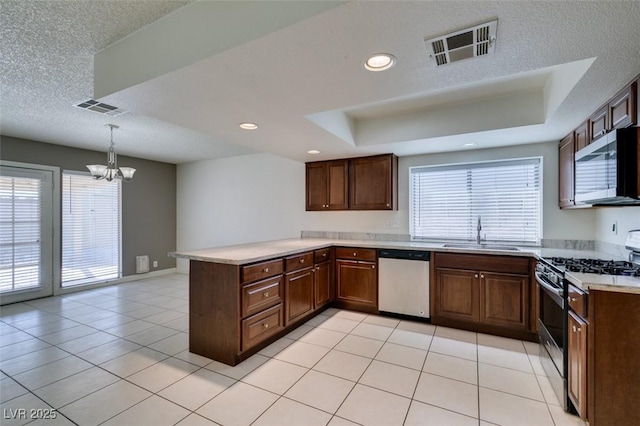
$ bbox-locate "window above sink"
[409,157,542,245]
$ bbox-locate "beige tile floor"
[0,274,586,426]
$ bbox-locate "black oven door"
[536,270,568,410]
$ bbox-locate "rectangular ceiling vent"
[74,99,126,116]
[425,19,498,66]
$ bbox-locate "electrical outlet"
[153,260,158,268]
[387,219,400,229]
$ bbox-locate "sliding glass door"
[0,165,55,304]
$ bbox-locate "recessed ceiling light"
[239,122,258,130]
[462,142,478,148]
[364,53,396,71]
[307,150,321,155]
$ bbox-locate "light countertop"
[170,238,640,294]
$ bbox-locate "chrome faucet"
[476,216,482,245]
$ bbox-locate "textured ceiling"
[2,1,640,164]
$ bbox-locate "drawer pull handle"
[263,267,269,273]
[262,323,269,329]
[264,292,269,298]
[322,253,327,257]
[299,258,305,263]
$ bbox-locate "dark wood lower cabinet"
[284,267,314,325]
[480,272,528,330]
[431,253,534,341]
[588,290,640,426]
[568,310,588,420]
[433,268,479,322]
[314,260,332,309]
[335,258,378,313]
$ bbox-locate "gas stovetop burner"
[547,257,640,276]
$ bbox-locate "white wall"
[595,207,640,246]
[176,153,306,272]
[305,141,597,241]
[177,142,602,272]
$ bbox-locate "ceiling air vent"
[425,19,497,66]
[74,99,126,116]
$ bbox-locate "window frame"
[409,156,543,245]
[61,170,122,288]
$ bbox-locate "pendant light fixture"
[86,124,136,182]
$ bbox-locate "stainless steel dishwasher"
[378,249,430,318]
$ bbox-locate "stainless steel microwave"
[575,127,640,205]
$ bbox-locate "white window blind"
[0,175,42,292]
[62,172,121,286]
[410,157,542,245]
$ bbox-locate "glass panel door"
[0,166,54,304]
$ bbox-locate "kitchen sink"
[442,243,520,251]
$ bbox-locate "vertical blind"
[62,172,121,286]
[410,157,542,244]
[0,175,42,292]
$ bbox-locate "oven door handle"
[535,272,564,297]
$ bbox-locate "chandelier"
[86,124,136,182]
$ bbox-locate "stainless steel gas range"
[536,229,640,413]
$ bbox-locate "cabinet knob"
[263,292,269,298]
[322,253,327,258]
[353,252,357,256]
[372,265,375,269]
[573,325,576,332]
[571,297,577,302]
[263,267,269,273]
[262,323,269,329]
[299,258,305,263]
[475,274,479,278]
[386,203,390,207]
[480,274,485,279]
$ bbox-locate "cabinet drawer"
[568,285,588,319]
[242,276,283,318]
[285,252,314,272]
[241,259,283,284]
[241,304,283,351]
[314,248,331,263]
[335,247,377,262]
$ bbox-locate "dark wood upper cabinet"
[306,154,398,211]
[305,160,348,211]
[559,133,575,208]
[609,82,637,130]
[589,105,609,143]
[574,120,589,152]
[349,154,398,210]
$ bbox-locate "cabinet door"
[589,105,609,142]
[609,83,636,129]
[575,120,589,151]
[349,154,396,210]
[335,260,377,307]
[326,160,349,210]
[284,268,315,325]
[480,272,528,330]
[314,260,333,309]
[306,162,327,211]
[559,134,575,208]
[434,268,479,322]
[568,311,588,420]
